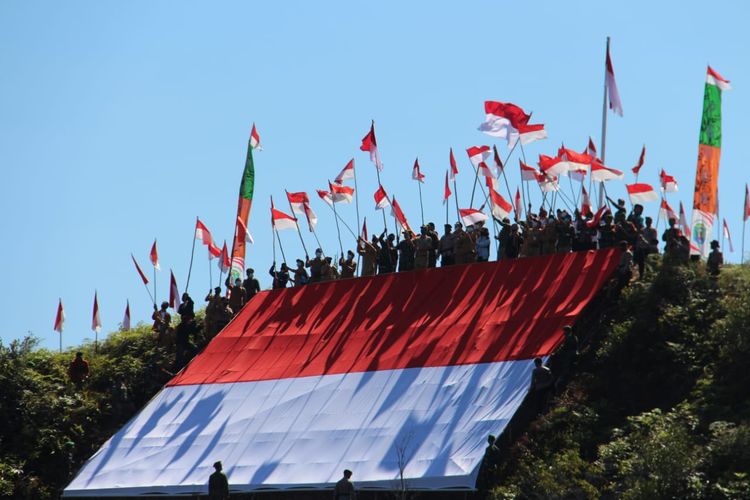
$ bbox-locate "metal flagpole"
[208,249,213,290]
[185,216,198,292]
[275,229,288,264]
[453,179,460,223]
[371,121,390,235]
[311,227,325,256]
[742,217,746,264]
[417,179,425,226]
[322,201,358,239]
[599,37,611,210]
[331,190,345,256]
[285,190,310,258]
[353,162,362,275]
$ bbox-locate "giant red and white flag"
[390,196,412,234]
[412,158,425,183]
[489,188,513,221]
[459,208,488,226]
[723,219,734,252]
[236,216,254,244]
[679,202,691,237]
[169,270,179,310]
[131,254,150,285]
[334,159,355,184]
[271,197,298,231]
[466,146,491,167]
[590,161,624,182]
[659,169,679,193]
[374,185,390,210]
[329,182,354,203]
[150,240,160,271]
[626,183,659,204]
[449,148,459,180]
[745,184,750,221]
[53,299,65,334]
[92,291,102,333]
[443,170,451,205]
[122,300,131,331]
[659,199,678,222]
[519,160,539,181]
[632,145,646,176]
[605,43,623,116]
[360,122,383,171]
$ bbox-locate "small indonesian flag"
[632,145,646,176]
[590,161,624,182]
[334,159,355,184]
[390,196,412,234]
[466,146,491,167]
[195,218,214,246]
[316,189,334,206]
[122,300,131,331]
[449,148,459,180]
[492,145,503,174]
[745,184,750,221]
[723,219,734,252]
[131,254,150,285]
[219,241,231,273]
[250,123,262,150]
[586,206,610,228]
[659,199,678,222]
[477,161,495,179]
[236,216,254,244]
[360,121,383,171]
[169,270,179,310]
[626,183,659,204]
[412,158,425,183]
[92,291,102,333]
[360,218,368,248]
[443,170,452,205]
[679,202,690,236]
[489,188,513,221]
[517,123,547,146]
[519,160,539,181]
[374,185,390,210]
[271,197,298,231]
[707,65,732,91]
[329,181,354,203]
[538,154,568,177]
[536,173,560,193]
[558,146,593,171]
[54,299,65,334]
[514,188,522,217]
[587,137,597,156]
[150,240,160,271]
[659,169,679,193]
[478,101,532,146]
[581,186,593,217]
[459,208,488,227]
[605,43,623,116]
[287,191,311,214]
[208,241,221,260]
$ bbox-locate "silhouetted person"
[662,217,681,257]
[151,301,171,343]
[438,224,455,266]
[204,287,223,338]
[339,250,357,279]
[550,325,578,391]
[616,240,633,289]
[707,240,723,276]
[476,434,501,498]
[293,259,309,286]
[334,469,356,500]
[397,230,416,271]
[357,237,379,277]
[306,248,325,283]
[243,268,261,301]
[226,278,246,316]
[175,293,197,369]
[68,352,90,385]
[270,262,290,289]
[208,461,229,500]
[529,357,553,414]
[426,222,440,267]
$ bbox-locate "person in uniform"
[339,251,357,278]
[333,469,356,500]
[208,461,229,500]
[397,231,416,272]
[438,224,455,266]
[357,236,379,277]
[306,249,325,283]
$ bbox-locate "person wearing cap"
[321,256,340,281]
[357,236,379,277]
[339,251,357,279]
[225,278,246,316]
[333,469,356,500]
[453,222,473,265]
[204,287,223,337]
[208,461,229,500]
[269,262,290,289]
[415,226,432,269]
[707,240,723,276]
[306,248,325,283]
[438,223,455,266]
[293,259,309,286]
[426,222,440,267]
[397,231,416,272]
[243,268,261,301]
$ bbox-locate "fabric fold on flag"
[150,240,160,271]
[54,299,65,334]
[360,122,383,171]
[390,197,412,234]
[92,292,101,333]
[459,208,488,227]
[374,185,390,210]
[449,148,459,180]
[412,158,425,183]
[626,183,659,204]
[443,171,452,205]
[606,43,623,116]
[334,159,355,184]
[131,254,150,285]
[122,301,131,331]
[169,271,179,310]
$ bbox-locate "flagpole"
[311,227,325,256]
[742,218,746,265]
[185,216,198,293]
[600,36,610,166]
[153,241,157,307]
[322,202,358,239]
[371,121,390,235]
[275,229,288,264]
[285,190,310,258]
[208,249,213,291]
[331,188,345,257]
[353,162,362,276]
[417,180,425,226]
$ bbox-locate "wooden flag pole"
[275,229,288,265]
[417,179,425,226]
[285,190,310,258]
[208,248,213,291]
[185,217,198,293]
[331,190,345,257]
[353,162,362,276]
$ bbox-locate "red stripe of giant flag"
[230,125,257,281]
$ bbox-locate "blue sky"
[1,1,748,350]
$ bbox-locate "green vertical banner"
[229,133,256,282]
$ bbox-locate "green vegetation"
[0,260,748,499]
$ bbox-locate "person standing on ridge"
[306,248,325,283]
[225,277,246,316]
[333,469,356,500]
[339,250,357,279]
[243,268,261,301]
[358,236,379,277]
[208,461,229,500]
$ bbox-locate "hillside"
[1,258,748,499]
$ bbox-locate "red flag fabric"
[581,186,593,217]
[605,43,623,116]
[360,122,383,171]
[489,188,513,220]
[390,196,412,233]
[514,188,521,217]
[131,254,150,285]
[412,158,425,183]
[558,147,593,170]
[150,240,160,270]
[169,271,179,310]
[459,208,488,226]
[250,123,262,150]
[517,123,548,145]
[538,154,568,177]
[492,145,503,173]
[361,218,368,242]
[271,197,298,231]
[443,170,452,205]
[219,241,231,273]
[659,169,679,193]
[536,173,560,193]
[92,291,101,333]
[745,184,750,221]
[328,181,355,203]
[478,161,495,179]
[334,159,355,184]
[54,299,65,334]
[723,219,734,252]
[122,300,131,331]
[587,137,597,156]
[586,206,611,228]
[478,101,532,145]
[519,160,539,181]
[195,219,214,246]
[659,199,678,222]
[632,145,646,175]
[466,146,491,166]
[374,185,390,210]
[679,202,691,237]
[208,241,221,260]
[449,148,459,180]
[626,183,659,204]
[236,216,254,244]
[590,161,625,182]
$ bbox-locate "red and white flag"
[122,300,131,331]
[271,197,298,231]
[679,202,691,237]
[131,254,150,285]
[287,191,313,218]
[745,184,750,221]
[195,218,214,246]
[605,43,623,116]
[329,181,354,203]
[723,219,734,252]
[707,65,732,91]
[590,161,624,182]
[538,154,568,177]
[581,186,593,217]
[587,137,597,157]
[489,188,513,220]
[492,145,503,174]
[659,169,679,193]
[316,189,334,206]
[443,170,452,205]
[361,218,368,244]
[390,196,412,234]
[466,146,491,167]
[169,270,179,310]
[570,166,588,183]
[219,241,231,273]
[360,122,383,171]
[374,185,390,210]
[412,158,425,183]
[459,208,488,227]
[477,161,495,179]
[478,101,538,147]
[558,146,593,171]
[54,299,65,334]
[236,216,254,244]
[659,199,678,222]
[334,159,355,184]
[519,160,539,181]
[626,183,659,204]
[449,148,459,180]
[586,206,610,228]
[250,123,262,150]
[92,291,102,333]
[514,188,522,217]
[536,173,560,193]
[150,240,160,271]
[517,123,548,146]
[632,145,646,176]
[208,241,221,260]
